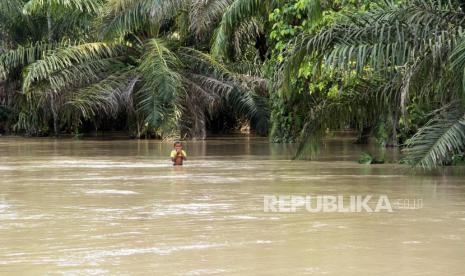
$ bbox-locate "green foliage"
[274,0,465,168]
[211,0,268,59]
[374,122,386,147]
[3,0,465,170]
[269,92,302,143]
[99,0,183,39]
[0,0,270,138]
[403,106,465,169]
[0,42,59,77]
[267,0,323,143]
[452,153,465,166]
[358,152,373,164]
[358,152,385,165]
[23,0,103,14]
[22,42,126,93]
[137,39,182,131]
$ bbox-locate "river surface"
[1,135,465,275]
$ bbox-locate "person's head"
[173,141,183,151]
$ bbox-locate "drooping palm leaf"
[35,58,127,94]
[23,0,103,14]
[22,42,127,92]
[67,68,138,118]
[226,86,269,135]
[178,46,232,77]
[189,0,233,38]
[212,0,323,60]
[282,0,464,93]
[404,106,465,169]
[180,46,269,135]
[211,0,268,59]
[137,38,182,128]
[0,42,62,77]
[293,78,387,159]
[99,0,184,39]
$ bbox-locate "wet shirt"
[170,150,187,158]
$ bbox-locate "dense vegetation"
[1,0,465,169]
[0,0,269,139]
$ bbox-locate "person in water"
[170,141,187,166]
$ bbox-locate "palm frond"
[178,46,232,77]
[0,0,25,24]
[294,78,386,159]
[211,0,268,59]
[182,75,222,110]
[22,42,127,93]
[231,18,261,57]
[404,106,465,169]
[23,0,103,14]
[99,0,184,39]
[226,87,269,135]
[189,0,232,38]
[137,38,182,128]
[303,0,322,25]
[67,69,138,118]
[450,36,465,99]
[33,58,127,95]
[281,0,464,94]
[49,8,98,39]
[187,73,234,96]
[0,0,24,18]
[0,0,47,45]
[0,42,62,77]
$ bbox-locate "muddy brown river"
[1,136,465,275]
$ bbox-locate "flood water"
[1,135,465,275]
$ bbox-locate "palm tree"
[0,0,269,138]
[211,0,322,61]
[280,0,465,169]
[1,0,104,135]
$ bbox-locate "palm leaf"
[22,42,127,93]
[226,87,269,135]
[281,0,464,94]
[23,0,103,14]
[404,106,465,169]
[67,69,138,118]
[189,0,233,38]
[99,0,184,39]
[137,38,182,128]
[0,42,63,77]
[211,0,268,59]
[34,58,127,94]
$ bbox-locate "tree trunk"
[387,111,399,147]
[51,99,59,136]
[47,11,53,43]
[48,10,58,136]
[195,113,206,140]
